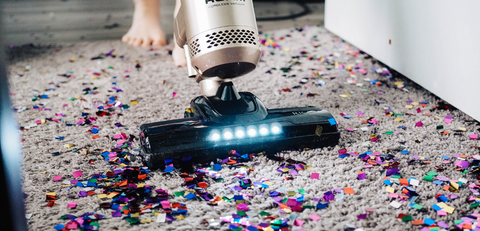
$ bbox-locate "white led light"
[223,128,233,140]
[271,123,282,134]
[210,130,221,141]
[235,127,245,138]
[247,126,257,137]
[259,125,269,136]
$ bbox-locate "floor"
[1,0,324,45]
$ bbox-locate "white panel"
[325,0,480,121]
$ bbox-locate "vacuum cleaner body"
[139,0,340,168]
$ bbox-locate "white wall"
[325,0,480,121]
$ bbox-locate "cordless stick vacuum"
[139,0,340,169]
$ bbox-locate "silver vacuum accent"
[175,0,261,88]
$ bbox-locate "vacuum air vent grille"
[204,29,257,48]
[188,28,259,58]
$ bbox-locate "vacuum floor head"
[139,87,339,169]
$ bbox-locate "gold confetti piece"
[137,183,145,188]
[411,102,419,106]
[394,81,404,85]
[131,213,139,218]
[176,215,185,220]
[64,143,74,148]
[443,206,455,214]
[38,171,47,174]
[283,47,290,52]
[458,127,467,131]
[97,194,107,199]
[434,116,440,119]
[386,186,395,193]
[339,94,351,98]
[130,100,138,106]
[405,105,413,109]
[394,118,403,122]
[75,95,82,99]
[263,181,274,186]
[46,192,56,196]
[69,57,76,62]
[41,119,46,124]
[107,192,119,198]
[141,219,152,223]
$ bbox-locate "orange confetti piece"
[197,182,208,188]
[344,187,355,194]
[443,185,450,191]
[399,179,409,186]
[411,220,424,225]
[138,174,146,180]
[92,135,100,139]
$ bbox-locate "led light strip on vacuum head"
[209,123,282,141]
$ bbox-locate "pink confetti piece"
[311,173,319,180]
[293,219,304,226]
[416,108,421,113]
[309,214,320,221]
[444,118,452,124]
[53,175,62,182]
[161,200,171,209]
[172,92,177,98]
[67,201,77,209]
[437,210,447,216]
[415,121,423,127]
[365,208,375,212]
[66,222,78,229]
[389,193,399,198]
[289,169,298,176]
[72,170,82,178]
[471,134,478,140]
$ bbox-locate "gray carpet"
[7,26,480,231]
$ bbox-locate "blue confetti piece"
[442,156,451,160]
[400,150,410,155]
[437,195,448,202]
[423,218,435,226]
[90,128,99,134]
[247,226,259,231]
[433,180,444,185]
[343,115,351,119]
[185,193,196,199]
[213,164,222,171]
[328,118,337,125]
[339,154,348,158]
[382,179,392,185]
[164,166,175,173]
[432,204,442,211]
[41,94,48,99]
[234,195,244,201]
[316,202,329,209]
[54,224,65,230]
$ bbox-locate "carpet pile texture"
[7,26,480,230]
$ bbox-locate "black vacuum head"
[139,89,340,169]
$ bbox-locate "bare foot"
[122,0,166,47]
[172,42,187,66]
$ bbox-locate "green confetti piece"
[385,131,393,135]
[395,113,403,116]
[32,98,38,102]
[125,217,140,224]
[454,220,463,225]
[391,175,401,179]
[461,169,469,174]
[214,178,224,182]
[429,228,440,231]
[272,220,283,225]
[90,222,99,227]
[412,204,423,210]
[437,125,444,130]
[174,191,184,197]
[402,215,412,222]
[281,198,288,203]
[237,211,246,217]
[70,97,76,101]
[122,104,130,109]
[303,205,315,209]
[259,211,270,216]
[88,178,97,183]
[287,191,296,196]
[231,227,242,231]
[426,171,438,176]
[471,203,479,208]
[298,189,306,194]
[423,175,433,182]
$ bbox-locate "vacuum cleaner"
[139,0,340,169]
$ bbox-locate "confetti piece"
[72,170,82,178]
[471,134,478,140]
[344,187,354,194]
[53,175,62,182]
[309,214,320,221]
[390,201,402,208]
[311,173,319,180]
[67,201,77,209]
[415,121,424,127]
